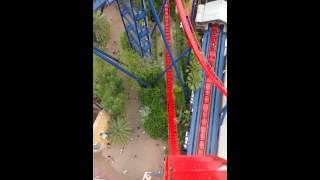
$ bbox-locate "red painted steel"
[174,0,227,97]
[161,1,227,179]
[166,155,227,180]
[197,25,219,155]
[164,0,180,155]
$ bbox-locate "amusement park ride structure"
[93,0,227,179]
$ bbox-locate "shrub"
[93,11,110,48]
[93,55,125,118]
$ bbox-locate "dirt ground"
[102,3,123,58]
[93,3,165,180]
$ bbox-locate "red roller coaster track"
[197,24,219,156]
[175,0,227,97]
[163,1,227,179]
[164,0,180,155]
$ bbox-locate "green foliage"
[170,1,178,22]
[177,109,191,129]
[139,86,167,140]
[176,20,187,55]
[119,39,162,87]
[93,55,125,118]
[176,108,191,149]
[172,18,198,148]
[175,19,189,90]
[186,53,201,91]
[120,33,131,50]
[93,10,129,147]
[133,0,142,9]
[140,87,165,111]
[108,117,132,145]
[119,32,168,140]
[152,25,158,62]
[143,103,167,139]
[174,86,185,110]
[93,12,110,48]
[140,81,168,140]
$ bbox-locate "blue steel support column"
[190,0,197,21]
[130,0,144,57]
[219,56,227,126]
[150,0,166,37]
[186,50,191,64]
[186,88,200,154]
[147,0,189,102]
[138,0,153,59]
[116,0,134,50]
[219,105,227,126]
[153,48,191,83]
[100,1,106,13]
[117,0,143,56]
[93,0,107,11]
[192,78,205,154]
[141,0,153,59]
[185,50,192,99]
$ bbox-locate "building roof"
[93,110,110,147]
[195,0,227,24]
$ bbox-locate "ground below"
[93,3,165,180]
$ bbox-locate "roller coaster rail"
[92,0,227,179]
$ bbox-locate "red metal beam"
[167,155,227,180]
[174,0,227,97]
[164,0,180,155]
[197,25,219,155]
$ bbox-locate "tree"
[186,53,201,91]
[119,41,163,89]
[108,117,132,145]
[93,11,110,48]
[93,55,125,118]
[140,87,168,140]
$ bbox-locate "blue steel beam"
[94,47,127,65]
[147,0,189,102]
[186,50,191,64]
[186,89,200,154]
[117,0,141,55]
[139,0,152,58]
[93,0,106,11]
[116,0,134,51]
[129,0,145,57]
[93,47,149,87]
[192,77,205,154]
[190,0,197,21]
[94,46,192,89]
[219,105,227,126]
[150,0,167,37]
[153,48,191,83]
[117,0,152,59]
